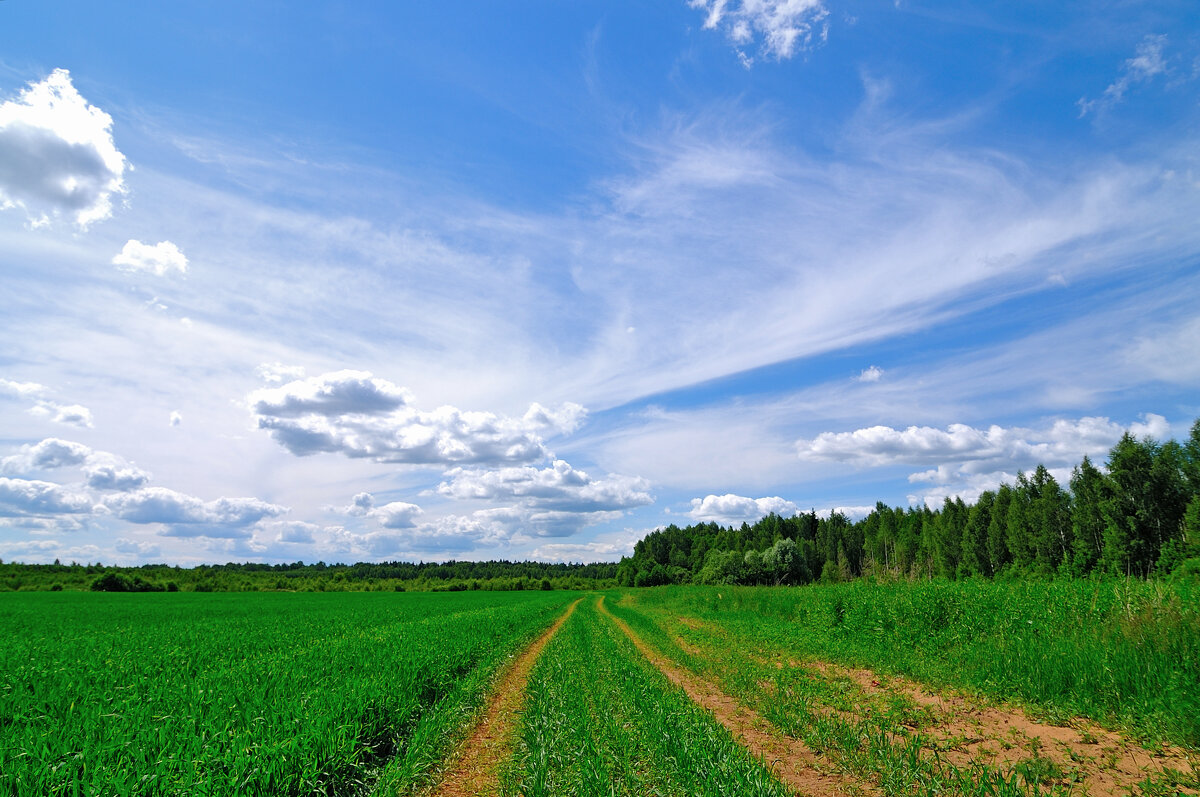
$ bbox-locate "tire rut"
[598,596,873,797]
[430,598,581,797]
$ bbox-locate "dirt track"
[599,596,873,797]
[431,598,581,797]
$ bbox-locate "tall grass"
[625,579,1200,749]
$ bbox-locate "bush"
[91,573,131,592]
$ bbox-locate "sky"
[1,1,1198,566]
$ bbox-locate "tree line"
[617,420,1200,587]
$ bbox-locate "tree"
[987,484,1013,575]
[960,490,994,577]
[1069,456,1108,575]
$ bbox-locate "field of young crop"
[3,579,1197,797]
[0,590,574,796]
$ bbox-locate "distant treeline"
[617,420,1200,587]
[0,559,618,593]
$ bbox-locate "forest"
[616,420,1200,587]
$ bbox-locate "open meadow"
[2,580,1198,796]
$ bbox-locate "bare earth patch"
[431,599,581,797]
[794,658,1198,795]
[600,598,874,797]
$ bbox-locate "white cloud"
[332,512,510,558]
[0,477,93,516]
[2,438,150,491]
[249,370,584,466]
[370,501,423,529]
[114,538,162,558]
[804,415,1174,508]
[256,362,307,384]
[2,438,90,472]
[262,520,319,544]
[104,487,286,537]
[529,528,645,562]
[687,493,799,523]
[340,491,375,516]
[83,457,151,492]
[0,379,48,399]
[856,365,884,383]
[0,69,127,227]
[689,0,828,64]
[112,240,189,276]
[28,401,94,428]
[436,459,652,512]
[797,415,1155,471]
[1079,35,1170,116]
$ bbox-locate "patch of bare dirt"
[600,598,873,797]
[431,599,581,797]
[800,659,1198,795]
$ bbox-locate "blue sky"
[1,1,1198,565]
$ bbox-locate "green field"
[0,591,573,796]
[2,580,1198,796]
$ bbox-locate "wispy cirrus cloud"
[1079,35,1170,117]
[688,0,829,66]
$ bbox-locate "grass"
[0,590,575,796]
[613,578,1200,750]
[504,595,791,797]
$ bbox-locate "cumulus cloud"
[2,437,90,472]
[797,415,1168,472]
[83,457,151,492]
[1079,34,1170,117]
[370,501,423,529]
[687,493,800,523]
[333,512,509,558]
[436,459,652,512]
[0,477,93,516]
[262,520,319,544]
[856,365,884,383]
[2,438,149,491]
[803,415,1174,508]
[338,491,375,516]
[104,487,286,537]
[689,0,828,65]
[114,538,162,558]
[112,240,189,276]
[248,370,584,466]
[0,69,127,227]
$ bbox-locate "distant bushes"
[90,573,166,593]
